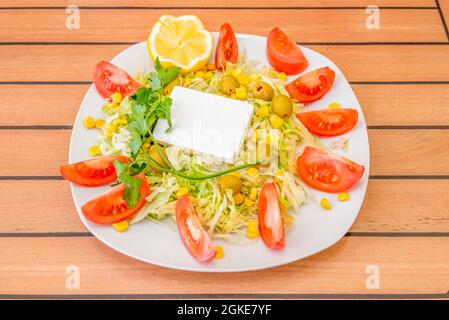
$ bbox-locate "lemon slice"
[147,15,213,73]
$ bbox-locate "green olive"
[217,174,242,195]
[163,77,180,96]
[148,145,170,172]
[220,75,240,95]
[252,82,274,101]
[271,95,293,118]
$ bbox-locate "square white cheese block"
[153,86,254,163]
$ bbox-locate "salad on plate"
[61,15,364,262]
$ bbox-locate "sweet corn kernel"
[195,70,204,78]
[236,74,250,85]
[88,145,102,156]
[200,64,208,72]
[249,73,260,82]
[183,77,192,87]
[320,197,332,210]
[113,117,127,126]
[207,63,216,71]
[277,72,287,81]
[328,102,342,109]
[229,93,236,99]
[247,231,259,239]
[337,192,350,202]
[247,220,259,234]
[176,187,189,198]
[235,87,247,100]
[256,106,270,117]
[104,129,114,138]
[233,193,244,205]
[108,123,118,132]
[249,188,258,201]
[95,119,105,129]
[269,114,284,129]
[110,92,123,104]
[203,71,213,79]
[215,246,224,259]
[142,143,151,151]
[112,220,128,232]
[230,171,241,178]
[244,197,255,207]
[83,116,96,129]
[247,167,260,177]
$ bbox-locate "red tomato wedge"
[266,27,308,75]
[286,67,335,103]
[296,108,358,137]
[258,182,285,249]
[215,23,238,69]
[60,156,129,187]
[175,194,216,262]
[93,61,143,98]
[81,174,150,224]
[296,147,364,193]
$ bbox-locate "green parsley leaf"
[155,57,180,87]
[113,160,143,209]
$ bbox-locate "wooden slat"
[2,45,449,82]
[0,9,445,43]
[1,129,449,176]
[1,179,449,234]
[353,84,449,126]
[0,237,447,294]
[3,84,449,126]
[440,0,449,40]
[0,0,436,8]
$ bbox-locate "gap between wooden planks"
[1,179,449,233]
[0,236,447,295]
[1,45,449,82]
[0,0,437,8]
[0,8,445,43]
[1,129,449,176]
[1,84,449,126]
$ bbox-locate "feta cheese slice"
[153,86,254,163]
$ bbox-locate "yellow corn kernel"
[113,117,127,126]
[176,187,189,198]
[183,77,192,87]
[247,231,259,239]
[142,143,151,151]
[110,92,122,104]
[320,197,332,210]
[244,197,255,207]
[249,188,258,201]
[233,193,244,205]
[83,116,96,129]
[215,246,224,259]
[195,70,204,79]
[247,220,259,234]
[269,114,284,129]
[112,220,128,232]
[249,73,260,82]
[256,106,270,117]
[236,74,250,85]
[104,129,114,138]
[247,167,260,177]
[235,87,247,100]
[328,102,342,109]
[229,93,236,99]
[230,171,241,178]
[231,68,242,77]
[108,123,118,132]
[95,119,105,129]
[88,145,102,157]
[200,64,208,72]
[277,72,287,81]
[203,71,213,79]
[207,63,216,71]
[337,192,350,202]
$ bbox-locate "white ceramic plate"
[69,33,370,272]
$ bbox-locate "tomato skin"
[93,61,142,98]
[296,147,364,193]
[176,194,216,262]
[215,23,238,69]
[296,108,358,137]
[286,67,335,104]
[266,27,308,75]
[258,182,285,249]
[60,156,129,187]
[81,174,150,224]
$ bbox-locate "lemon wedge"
[147,15,213,73]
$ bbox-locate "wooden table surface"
[1,0,449,299]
